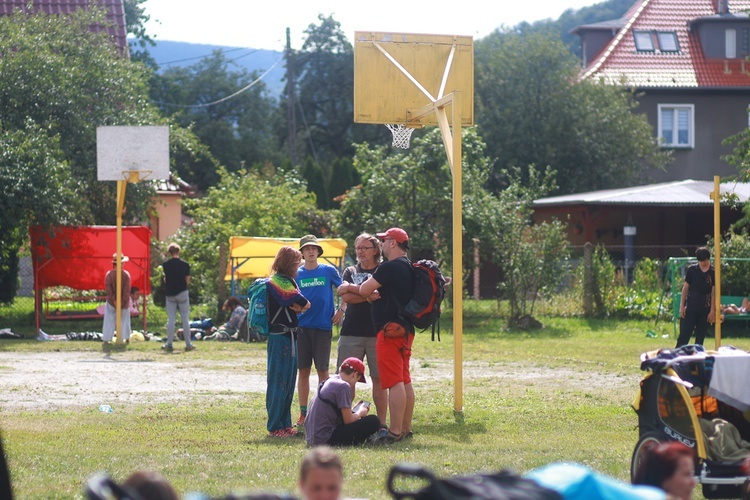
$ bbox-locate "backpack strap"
[316,380,343,425]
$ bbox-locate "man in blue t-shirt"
[296,234,343,428]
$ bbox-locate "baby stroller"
[632,344,750,499]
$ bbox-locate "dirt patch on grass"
[0,350,638,412]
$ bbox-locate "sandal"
[375,430,404,445]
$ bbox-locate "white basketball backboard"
[96,126,170,181]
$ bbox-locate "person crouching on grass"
[304,357,380,446]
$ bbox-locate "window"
[726,28,737,58]
[657,32,679,52]
[658,104,694,148]
[634,31,655,51]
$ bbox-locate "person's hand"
[336,283,349,296]
[367,290,381,303]
[290,303,303,313]
[680,305,686,318]
[708,310,716,324]
[332,308,344,326]
[444,276,452,288]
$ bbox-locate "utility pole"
[286,28,297,166]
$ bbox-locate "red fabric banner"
[30,226,151,294]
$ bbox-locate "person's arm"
[337,276,382,301]
[340,403,369,424]
[680,281,689,318]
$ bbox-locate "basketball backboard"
[96,126,170,181]
[354,32,473,127]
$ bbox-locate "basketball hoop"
[385,124,416,149]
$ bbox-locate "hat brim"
[112,256,129,263]
[357,373,367,384]
[300,243,324,256]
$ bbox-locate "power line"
[152,57,283,109]
[155,46,249,66]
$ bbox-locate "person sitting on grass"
[304,357,381,446]
[204,297,247,341]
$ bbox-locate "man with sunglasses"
[336,227,415,444]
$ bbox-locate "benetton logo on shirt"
[299,277,327,288]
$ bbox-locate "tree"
[0,7,214,301]
[279,14,388,208]
[123,0,155,64]
[338,128,498,277]
[475,30,670,195]
[151,51,279,191]
[481,167,571,327]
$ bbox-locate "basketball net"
[385,124,415,149]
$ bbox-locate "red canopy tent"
[30,226,151,332]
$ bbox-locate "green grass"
[2,303,748,499]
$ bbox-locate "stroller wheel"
[742,478,750,500]
[631,432,663,483]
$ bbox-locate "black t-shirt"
[162,257,190,297]
[340,264,378,337]
[371,256,415,332]
[684,263,714,310]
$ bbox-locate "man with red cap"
[336,227,415,444]
[304,357,381,446]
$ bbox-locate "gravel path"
[0,349,638,413]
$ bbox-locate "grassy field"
[1,301,747,499]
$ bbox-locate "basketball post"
[354,33,473,412]
[711,175,722,349]
[97,126,170,345]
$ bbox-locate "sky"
[142,0,603,51]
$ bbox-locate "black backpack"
[399,259,446,341]
[387,464,562,500]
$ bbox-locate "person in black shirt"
[677,246,716,348]
[162,243,194,352]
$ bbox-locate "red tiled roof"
[580,0,750,87]
[0,0,127,54]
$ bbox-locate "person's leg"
[313,328,332,387]
[327,415,381,446]
[267,334,297,432]
[122,307,131,341]
[676,310,697,348]
[401,334,415,433]
[388,382,406,436]
[165,295,177,346]
[298,367,312,412]
[364,337,387,425]
[102,303,116,342]
[695,309,709,346]
[177,290,191,346]
[296,328,314,421]
[403,382,415,434]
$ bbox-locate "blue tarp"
[526,463,665,500]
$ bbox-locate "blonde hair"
[300,446,343,483]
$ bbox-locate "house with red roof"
[0,0,128,55]
[572,0,750,183]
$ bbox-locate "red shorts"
[375,324,414,390]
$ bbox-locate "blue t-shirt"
[297,263,342,330]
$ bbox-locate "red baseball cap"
[340,357,367,383]
[376,228,409,244]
